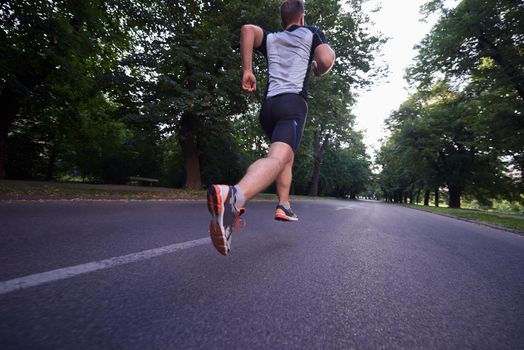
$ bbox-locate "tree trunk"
[434,188,440,207]
[424,189,430,206]
[0,114,10,179]
[448,186,462,208]
[0,89,21,179]
[394,191,401,203]
[45,138,59,181]
[178,112,202,190]
[0,70,51,179]
[308,130,327,196]
[45,147,57,181]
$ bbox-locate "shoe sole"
[275,209,299,222]
[207,185,231,256]
[275,215,299,222]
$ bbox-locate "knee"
[265,142,294,173]
[266,155,287,172]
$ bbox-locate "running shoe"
[207,185,245,256]
[275,204,299,222]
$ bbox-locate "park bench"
[128,176,159,187]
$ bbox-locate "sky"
[352,0,440,158]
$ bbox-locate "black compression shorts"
[259,93,308,152]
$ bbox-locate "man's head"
[280,0,305,28]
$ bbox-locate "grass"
[407,204,524,232]
[0,180,288,202]
[0,181,205,200]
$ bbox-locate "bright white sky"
[352,0,441,158]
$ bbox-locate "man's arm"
[313,44,336,76]
[240,24,264,92]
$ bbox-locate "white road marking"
[334,206,353,211]
[0,237,210,296]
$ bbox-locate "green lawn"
[0,180,281,201]
[407,205,524,232]
[0,181,204,200]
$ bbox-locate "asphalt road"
[1,200,523,349]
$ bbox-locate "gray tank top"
[257,25,327,99]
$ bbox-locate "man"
[207,0,336,255]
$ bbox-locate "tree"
[322,135,371,198]
[126,0,279,190]
[2,0,383,195]
[395,0,524,207]
[409,0,523,175]
[303,0,386,196]
[0,0,137,179]
[379,82,515,208]
[306,75,356,196]
[410,0,524,99]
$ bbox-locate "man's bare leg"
[276,157,293,206]
[235,142,294,202]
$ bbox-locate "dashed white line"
[0,237,210,296]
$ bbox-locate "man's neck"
[284,22,302,30]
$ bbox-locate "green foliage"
[300,0,385,196]
[407,0,523,175]
[321,144,372,198]
[115,0,282,188]
[379,80,520,208]
[378,0,523,208]
[159,135,185,188]
[409,0,524,97]
[0,0,147,182]
[3,0,382,198]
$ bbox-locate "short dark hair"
[280,0,305,28]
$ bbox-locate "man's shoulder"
[302,25,323,33]
[282,25,323,34]
[303,26,328,45]
[287,26,327,42]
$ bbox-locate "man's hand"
[242,71,257,93]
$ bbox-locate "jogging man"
[207,0,336,255]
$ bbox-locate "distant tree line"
[377,0,523,208]
[1,0,384,198]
